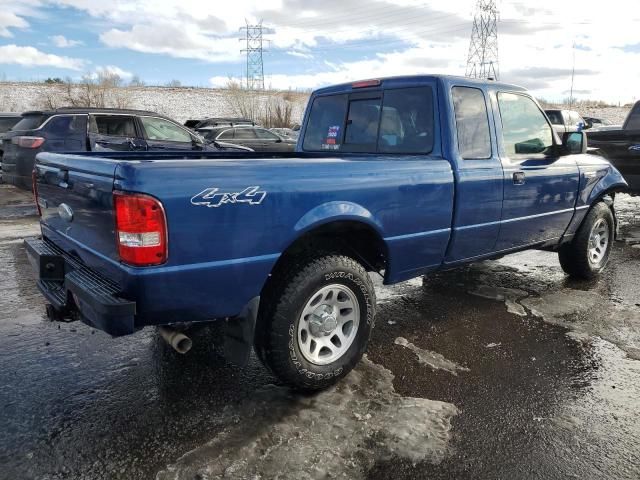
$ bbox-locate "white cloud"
[0,11,29,37]
[50,35,83,48]
[0,44,85,70]
[100,22,241,62]
[2,0,640,102]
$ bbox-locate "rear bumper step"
[25,237,136,336]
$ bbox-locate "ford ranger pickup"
[25,75,628,390]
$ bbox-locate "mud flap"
[223,296,260,366]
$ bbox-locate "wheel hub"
[309,305,338,337]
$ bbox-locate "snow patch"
[394,337,470,375]
[156,357,458,480]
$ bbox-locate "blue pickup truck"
[25,75,627,390]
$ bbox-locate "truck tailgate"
[34,153,120,273]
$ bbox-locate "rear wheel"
[255,254,375,390]
[559,202,614,279]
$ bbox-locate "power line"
[466,0,500,80]
[240,21,267,90]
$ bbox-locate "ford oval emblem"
[58,203,74,222]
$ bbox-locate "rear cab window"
[302,86,434,154]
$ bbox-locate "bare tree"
[129,75,145,87]
[222,78,296,127]
[166,79,182,87]
[38,72,131,109]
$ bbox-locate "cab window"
[498,93,553,156]
[452,87,491,159]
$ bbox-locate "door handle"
[513,171,525,185]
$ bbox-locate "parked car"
[26,75,626,391]
[583,116,612,130]
[187,117,256,130]
[0,113,21,135]
[270,127,299,140]
[0,113,22,180]
[198,125,297,152]
[586,100,640,193]
[1,108,248,189]
[544,109,586,134]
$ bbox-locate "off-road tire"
[255,254,376,391]
[558,202,614,279]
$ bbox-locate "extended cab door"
[139,116,203,151]
[88,114,146,151]
[494,92,579,250]
[444,85,504,263]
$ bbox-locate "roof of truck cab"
[311,74,527,95]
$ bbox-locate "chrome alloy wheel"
[588,218,609,265]
[297,284,360,365]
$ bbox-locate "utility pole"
[569,41,576,108]
[240,21,266,90]
[465,0,500,81]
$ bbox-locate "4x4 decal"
[190,186,267,208]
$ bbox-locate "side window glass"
[92,116,136,137]
[302,94,347,151]
[45,115,87,136]
[234,128,257,139]
[498,93,553,156]
[140,117,192,142]
[626,103,640,130]
[255,129,280,140]
[344,98,381,148]
[452,87,491,159]
[217,129,234,140]
[379,87,434,154]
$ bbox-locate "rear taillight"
[12,136,45,149]
[113,192,167,266]
[32,169,42,217]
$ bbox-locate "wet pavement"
[0,189,639,480]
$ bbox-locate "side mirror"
[563,131,588,155]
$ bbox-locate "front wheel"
[559,202,614,279]
[255,254,376,391]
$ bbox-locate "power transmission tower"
[240,21,266,90]
[465,0,499,80]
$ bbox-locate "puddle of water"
[156,357,458,480]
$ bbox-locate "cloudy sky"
[1,0,639,103]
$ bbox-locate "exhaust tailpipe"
[159,327,193,354]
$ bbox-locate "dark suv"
[0,113,22,175]
[2,108,248,189]
[197,125,297,152]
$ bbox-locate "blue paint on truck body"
[31,75,627,335]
